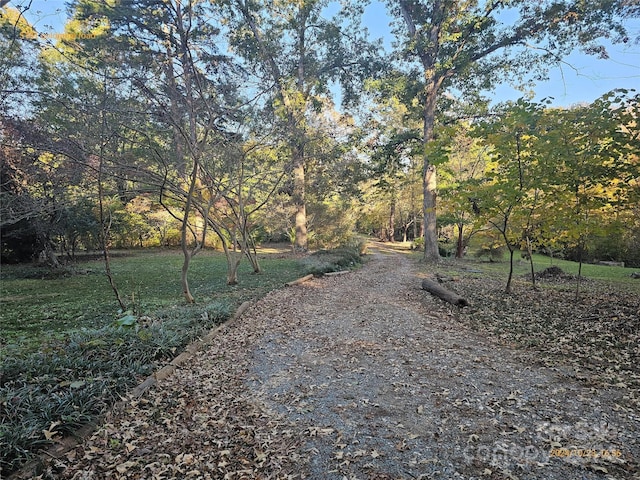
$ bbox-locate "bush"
[474,244,506,261]
[439,244,453,257]
[411,237,425,251]
[300,246,364,275]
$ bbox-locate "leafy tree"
[370,130,421,241]
[0,5,42,114]
[468,90,639,293]
[225,0,377,250]
[473,99,544,292]
[0,121,45,263]
[67,0,255,296]
[438,123,488,258]
[0,8,59,264]
[0,115,89,267]
[538,90,639,296]
[385,0,636,261]
[30,17,144,308]
[304,106,368,247]
[58,196,101,257]
[360,83,424,242]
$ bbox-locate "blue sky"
[362,1,640,107]
[14,0,640,107]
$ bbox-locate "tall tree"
[226,0,376,250]
[370,129,421,242]
[438,123,488,258]
[33,18,138,307]
[385,0,636,261]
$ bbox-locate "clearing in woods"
[35,244,639,479]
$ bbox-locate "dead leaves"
[42,421,62,441]
[34,327,306,480]
[35,252,639,480]
[448,271,640,411]
[307,426,335,437]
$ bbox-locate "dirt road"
[46,245,639,479]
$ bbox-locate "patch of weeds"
[473,244,507,262]
[0,301,232,475]
[202,302,233,326]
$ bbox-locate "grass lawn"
[0,246,310,474]
[1,247,307,352]
[398,240,639,287]
[469,251,638,285]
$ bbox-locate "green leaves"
[114,311,138,328]
[453,90,640,289]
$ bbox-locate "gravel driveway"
[40,244,639,479]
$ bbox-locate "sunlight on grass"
[405,246,639,289]
[0,249,307,350]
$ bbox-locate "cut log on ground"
[285,274,314,287]
[324,270,350,277]
[421,279,469,307]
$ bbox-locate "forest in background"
[2,1,640,475]
[1,1,639,291]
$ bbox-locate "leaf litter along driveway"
[50,245,638,480]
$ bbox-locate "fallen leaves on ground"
[33,249,639,480]
[446,265,640,411]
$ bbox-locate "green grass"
[0,249,307,353]
[0,247,308,474]
[406,244,639,289]
[469,251,639,287]
[526,253,638,283]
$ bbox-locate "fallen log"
[285,274,314,287]
[598,260,625,267]
[324,270,350,277]
[421,279,469,307]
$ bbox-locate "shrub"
[474,244,506,261]
[438,244,453,257]
[411,237,425,251]
[300,246,364,275]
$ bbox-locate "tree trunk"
[575,239,584,301]
[97,78,126,311]
[456,222,465,258]
[505,247,515,293]
[39,235,61,268]
[180,160,200,304]
[389,195,396,242]
[421,85,441,261]
[242,233,261,273]
[421,279,468,307]
[526,235,537,289]
[235,0,308,251]
[292,145,307,251]
[293,8,308,252]
[226,252,242,285]
[181,249,194,303]
[422,162,439,259]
